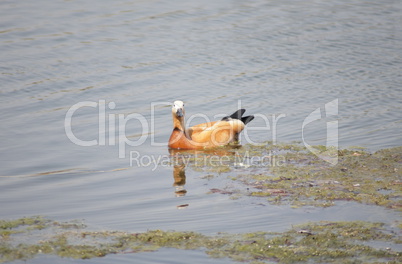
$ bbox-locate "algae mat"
[181,143,402,210]
[0,216,401,263]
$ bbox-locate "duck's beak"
[176,108,183,117]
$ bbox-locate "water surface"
[1,0,401,263]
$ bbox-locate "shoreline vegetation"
[2,143,401,263]
[1,216,401,263]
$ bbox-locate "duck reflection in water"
[173,163,186,197]
[169,149,189,197]
[169,148,239,198]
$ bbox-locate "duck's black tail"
[222,109,254,125]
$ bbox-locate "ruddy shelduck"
[168,101,254,149]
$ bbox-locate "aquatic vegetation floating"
[239,144,402,209]
[1,216,401,263]
[184,142,402,210]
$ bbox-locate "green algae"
[0,216,51,239]
[1,217,401,263]
[0,216,50,231]
[170,143,401,209]
[209,221,400,263]
[222,143,402,210]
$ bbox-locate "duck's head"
[172,100,185,118]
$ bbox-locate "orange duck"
[168,101,254,149]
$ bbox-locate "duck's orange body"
[168,101,254,150]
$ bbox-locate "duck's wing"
[222,109,246,120]
[222,109,254,125]
[190,121,218,129]
[186,121,217,139]
[190,119,245,145]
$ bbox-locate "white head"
[172,100,185,118]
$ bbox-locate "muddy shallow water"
[1,0,401,263]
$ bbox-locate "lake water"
[1,0,401,263]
